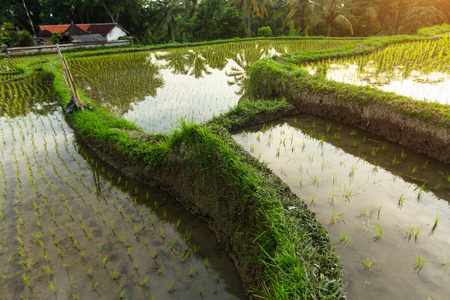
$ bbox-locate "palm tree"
[274,0,308,33]
[307,0,353,37]
[232,0,268,38]
[155,0,186,43]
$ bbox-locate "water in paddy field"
[304,37,450,105]
[233,114,450,300]
[0,83,246,299]
[68,40,362,134]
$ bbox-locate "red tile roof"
[39,25,70,33]
[39,23,128,37]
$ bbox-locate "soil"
[250,75,450,163]
[226,109,297,131]
[288,91,450,163]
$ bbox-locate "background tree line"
[1,0,449,46]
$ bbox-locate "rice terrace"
[1,1,450,299]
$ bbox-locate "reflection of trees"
[69,53,164,116]
[156,49,212,78]
[226,46,269,96]
[156,50,190,75]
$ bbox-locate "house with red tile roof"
[37,23,128,45]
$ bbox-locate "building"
[37,23,128,45]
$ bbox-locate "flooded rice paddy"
[304,37,450,104]
[2,36,449,299]
[0,66,245,299]
[68,39,361,133]
[233,114,450,299]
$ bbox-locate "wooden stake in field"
[56,44,84,111]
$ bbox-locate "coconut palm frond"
[334,14,354,35]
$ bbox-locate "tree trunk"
[247,15,251,38]
[327,21,332,37]
[171,19,175,43]
[22,0,36,36]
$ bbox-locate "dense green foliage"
[178,0,246,41]
[258,26,273,37]
[1,0,449,45]
[0,22,34,47]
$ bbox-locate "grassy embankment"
[13,25,449,298]
[33,58,345,299]
[246,24,450,162]
[247,24,450,128]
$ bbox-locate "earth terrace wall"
[248,59,450,163]
[43,62,345,299]
[8,40,130,56]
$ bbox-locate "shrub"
[258,26,273,37]
[17,30,34,47]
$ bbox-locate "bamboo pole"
[56,44,84,111]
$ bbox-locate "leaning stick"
[56,44,84,111]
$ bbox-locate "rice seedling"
[22,275,31,289]
[406,221,425,242]
[362,255,373,271]
[157,266,164,275]
[434,181,441,190]
[397,193,407,208]
[339,231,351,246]
[48,280,56,293]
[391,155,398,165]
[120,289,126,299]
[310,175,320,185]
[89,281,98,291]
[343,187,353,200]
[371,223,383,243]
[414,254,425,273]
[168,282,174,293]
[181,251,189,262]
[42,265,52,277]
[401,150,407,160]
[429,214,439,236]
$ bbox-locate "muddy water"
[233,114,450,300]
[0,108,246,299]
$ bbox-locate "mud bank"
[71,127,267,291]
[68,120,344,298]
[248,60,450,163]
[58,94,344,299]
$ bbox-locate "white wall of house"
[106,26,127,41]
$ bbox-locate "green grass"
[248,58,450,129]
[15,28,449,298]
[35,57,345,298]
